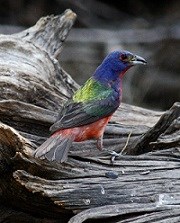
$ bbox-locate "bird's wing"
[50,95,119,133]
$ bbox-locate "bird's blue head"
[93,50,146,86]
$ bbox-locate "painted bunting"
[34,50,146,163]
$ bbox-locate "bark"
[0,9,179,223]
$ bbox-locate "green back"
[73,78,112,102]
[50,78,119,132]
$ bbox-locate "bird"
[34,50,146,163]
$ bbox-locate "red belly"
[53,116,112,142]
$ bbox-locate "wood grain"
[0,9,179,223]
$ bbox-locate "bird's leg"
[96,135,103,150]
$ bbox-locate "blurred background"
[0,0,179,110]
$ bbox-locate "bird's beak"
[130,55,147,65]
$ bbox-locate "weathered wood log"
[0,9,180,223]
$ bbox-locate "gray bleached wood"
[0,9,179,223]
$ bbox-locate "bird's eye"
[120,54,128,61]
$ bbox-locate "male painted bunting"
[34,50,146,163]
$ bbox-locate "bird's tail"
[33,134,74,163]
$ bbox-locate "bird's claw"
[106,150,120,164]
[110,151,121,164]
[109,131,132,163]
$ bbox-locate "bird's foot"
[104,150,121,164]
[107,131,132,164]
[109,150,121,164]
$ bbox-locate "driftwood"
[0,9,180,223]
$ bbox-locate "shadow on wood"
[0,9,179,223]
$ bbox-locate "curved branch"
[68,205,172,223]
